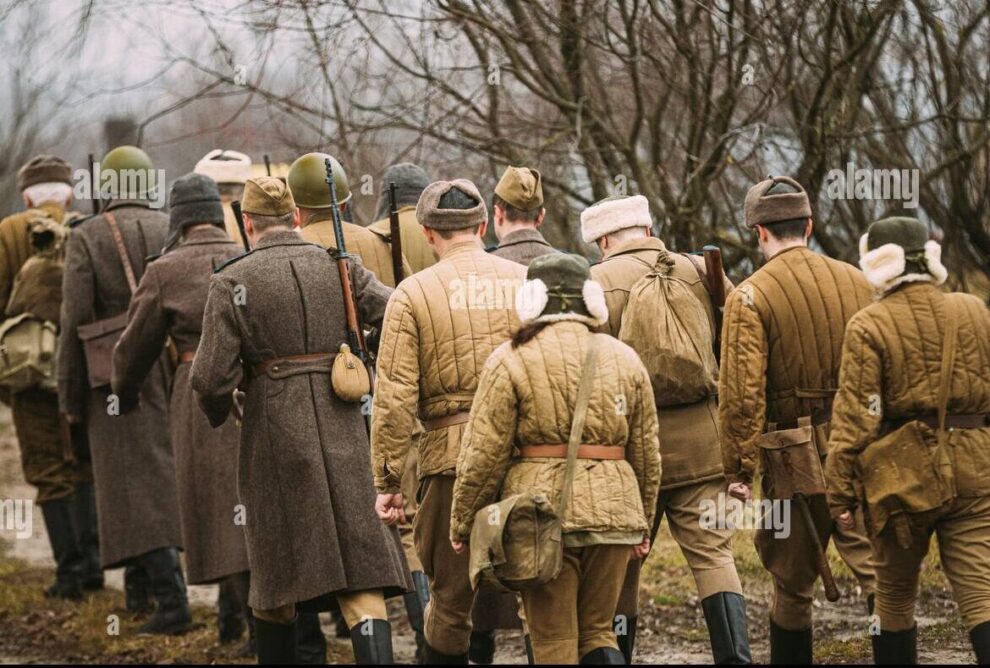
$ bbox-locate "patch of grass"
[0,550,249,664]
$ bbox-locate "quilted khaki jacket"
[825,282,990,515]
[299,210,411,287]
[450,322,661,545]
[591,236,727,489]
[368,207,437,274]
[718,246,873,485]
[371,240,527,492]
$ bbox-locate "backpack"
[617,249,717,407]
[0,212,66,392]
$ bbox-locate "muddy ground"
[0,404,975,664]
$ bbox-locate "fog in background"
[2,0,988,291]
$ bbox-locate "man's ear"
[756,225,768,244]
[244,213,255,236]
[293,209,302,229]
[535,208,546,227]
[22,193,32,208]
[478,219,488,238]
[805,218,813,240]
[492,204,503,226]
[597,236,608,253]
[422,226,436,245]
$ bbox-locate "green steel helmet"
[100,145,156,199]
[287,152,351,209]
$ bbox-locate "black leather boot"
[422,640,468,665]
[124,561,154,615]
[217,575,246,644]
[701,592,752,664]
[39,499,85,600]
[406,570,430,663]
[350,618,394,665]
[295,612,327,664]
[469,629,496,664]
[524,634,535,664]
[970,620,990,665]
[71,482,103,591]
[256,616,297,665]
[616,615,637,664]
[233,612,257,659]
[579,647,626,664]
[136,547,193,635]
[867,593,876,617]
[871,625,917,665]
[769,618,812,665]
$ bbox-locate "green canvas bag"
[469,335,600,592]
[855,312,958,544]
[0,313,58,392]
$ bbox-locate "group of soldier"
[0,143,987,666]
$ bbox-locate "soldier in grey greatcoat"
[190,176,411,665]
[111,173,250,645]
[58,146,187,634]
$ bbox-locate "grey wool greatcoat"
[190,229,413,612]
[111,225,249,585]
[488,227,559,266]
[57,201,182,568]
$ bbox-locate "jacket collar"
[180,225,233,246]
[302,209,334,227]
[601,235,666,261]
[498,227,552,249]
[254,228,307,249]
[440,239,484,260]
[104,198,156,212]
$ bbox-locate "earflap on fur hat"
[582,280,608,325]
[859,237,906,291]
[515,278,549,322]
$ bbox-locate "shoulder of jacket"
[68,213,101,229]
[212,249,254,274]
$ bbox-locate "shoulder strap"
[936,303,960,435]
[679,252,719,341]
[104,212,138,294]
[557,335,600,518]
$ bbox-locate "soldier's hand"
[728,482,751,502]
[451,539,467,555]
[632,537,650,559]
[375,493,406,525]
[836,510,855,531]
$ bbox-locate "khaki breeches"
[755,491,875,630]
[414,474,477,655]
[11,388,90,503]
[872,495,990,632]
[521,544,631,664]
[252,589,387,626]
[618,478,743,617]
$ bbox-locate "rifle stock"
[387,181,404,284]
[264,154,272,177]
[795,493,840,602]
[230,200,251,252]
[702,244,726,360]
[324,159,372,370]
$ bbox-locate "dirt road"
[0,404,975,664]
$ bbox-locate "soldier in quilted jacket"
[717,176,876,663]
[371,179,527,662]
[825,217,990,664]
[449,252,660,664]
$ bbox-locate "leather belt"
[517,444,625,461]
[250,353,334,378]
[772,409,833,431]
[884,412,989,432]
[422,411,471,432]
[178,351,196,364]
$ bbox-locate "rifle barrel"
[388,181,404,284]
[231,200,251,252]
